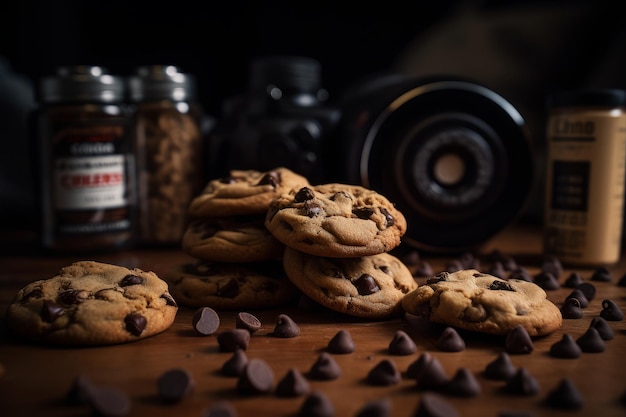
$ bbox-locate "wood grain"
[1,224,625,417]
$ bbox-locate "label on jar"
[51,124,133,236]
[544,110,626,265]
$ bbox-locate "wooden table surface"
[1,224,625,417]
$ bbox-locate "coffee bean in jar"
[128,65,204,246]
[32,66,135,253]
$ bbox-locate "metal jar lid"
[128,65,197,102]
[39,66,125,103]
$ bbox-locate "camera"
[211,56,534,253]
[210,56,340,185]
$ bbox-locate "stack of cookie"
[166,167,310,310]
[264,183,418,320]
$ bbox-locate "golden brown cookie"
[165,260,300,310]
[188,167,310,218]
[282,247,417,319]
[5,261,178,346]
[265,184,407,258]
[401,269,562,336]
[182,215,285,263]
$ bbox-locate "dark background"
[2,0,626,234]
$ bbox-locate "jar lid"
[128,65,197,102]
[39,66,125,103]
[548,88,626,108]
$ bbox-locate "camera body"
[210,56,340,185]
[213,56,534,253]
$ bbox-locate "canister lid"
[548,88,626,108]
[128,65,197,102]
[39,66,125,103]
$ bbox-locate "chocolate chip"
[444,259,463,272]
[402,250,420,266]
[366,359,401,386]
[58,289,90,305]
[414,261,434,278]
[445,367,481,397]
[353,207,375,220]
[298,391,335,417]
[326,329,355,354]
[406,352,433,379]
[87,384,132,417]
[488,262,507,279]
[545,378,584,410]
[256,171,280,187]
[294,187,315,203]
[413,392,460,417]
[600,299,624,321]
[161,293,177,307]
[590,266,612,282]
[192,307,220,336]
[221,349,248,377]
[436,327,466,352]
[354,398,391,417]
[532,271,560,290]
[483,352,517,380]
[541,255,563,278]
[237,358,274,395]
[505,325,534,354]
[563,272,584,288]
[576,327,605,353]
[217,329,250,352]
[304,201,321,217]
[272,314,300,338]
[380,207,394,227]
[41,299,64,322]
[505,367,540,395]
[415,356,449,390]
[565,288,589,308]
[217,277,240,298]
[549,334,582,359]
[427,272,449,284]
[201,401,238,417]
[66,374,96,405]
[354,274,380,295]
[459,252,480,269]
[124,313,147,336]
[589,316,615,340]
[618,272,626,287]
[508,268,532,282]
[388,330,417,355]
[489,280,515,291]
[120,274,144,287]
[235,312,262,334]
[560,298,583,319]
[275,368,311,397]
[576,282,596,301]
[308,352,341,380]
[157,368,195,403]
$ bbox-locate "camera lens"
[337,77,533,253]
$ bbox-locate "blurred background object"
[2,0,625,241]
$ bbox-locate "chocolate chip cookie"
[5,261,178,346]
[182,215,285,263]
[401,269,562,336]
[188,167,310,218]
[282,247,418,319]
[165,260,300,310]
[265,184,407,258]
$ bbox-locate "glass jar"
[33,66,135,252]
[128,65,203,245]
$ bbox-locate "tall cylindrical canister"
[544,89,626,265]
[128,65,203,245]
[33,66,135,252]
